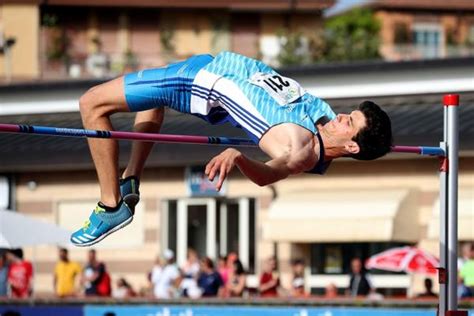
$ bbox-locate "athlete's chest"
[259,123,315,158]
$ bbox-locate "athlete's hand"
[205,148,242,191]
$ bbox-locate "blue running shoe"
[70,201,133,247]
[120,176,140,210]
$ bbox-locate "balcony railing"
[382,44,474,61]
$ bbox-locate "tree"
[277,29,312,66]
[276,9,381,66]
[323,8,381,62]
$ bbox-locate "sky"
[325,0,373,17]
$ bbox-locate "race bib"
[249,72,306,106]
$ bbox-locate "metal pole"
[445,94,459,312]
[439,139,448,316]
[439,95,450,316]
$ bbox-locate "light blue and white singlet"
[124,51,337,174]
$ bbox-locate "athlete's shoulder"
[214,50,246,60]
[214,51,271,66]
[305,94,337,120]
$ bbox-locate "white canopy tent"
[0,209,71,248]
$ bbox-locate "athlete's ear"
[344,141,360,154]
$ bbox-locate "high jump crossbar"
[0,94,464,315]
[0,124,449,156]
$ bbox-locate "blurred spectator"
[219,252,238,287]
[259,257,280,297]
[346,257,373,297]
[459,243,474,298]
[151,249,180,299]
[324,283,338,299]
[416,278,438,298]
[458,242,473,270]
[5,249,33,298]
[290,259,307,298]
[0,252,8,297]
[82,249,111,297]
[227,253,238,269]
[182,248,200,276]
[54,248,81,297]
[113,277,136,299]
[138,272,153,297]
[197,257,224,297]
[458,242,473,299]
[217,256,229,286]
[180,248,201,298]
[227,259,246,297]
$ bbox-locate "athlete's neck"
[317,125,346,160]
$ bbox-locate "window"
[412,23,443,58]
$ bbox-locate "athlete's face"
[320,110,367,155]
[326,110,366,140]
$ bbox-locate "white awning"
[263,189,419,242]
[427,189,474,240]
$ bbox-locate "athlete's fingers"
[208,159,221,181]
[216,163,227,191]
[226,164,233,175]
[205,158,215,175]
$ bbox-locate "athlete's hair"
[351,101,393,160]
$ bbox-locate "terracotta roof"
[4,0,334,11]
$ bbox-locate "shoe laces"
[82,205,106,231]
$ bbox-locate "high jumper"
[0,51,393,246]
[69,51,393,246]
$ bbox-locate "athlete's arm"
[205,146,317,191]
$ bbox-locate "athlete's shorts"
[124,54,214,113]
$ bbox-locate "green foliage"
[277,8,381,66]
[446,27,457,45]
[42,12,70,63]
[46,29,70,63]
[42,13,58,27]
[323,8,381,62]
[160,20,175,54]
[277,29,312,66]
[210,15,230,54]
[124,49,138,69]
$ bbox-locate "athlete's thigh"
[125,55,213,113]
[83,76,130,113]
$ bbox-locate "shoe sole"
[72,215,134,247]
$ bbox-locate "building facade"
[330,0,474,61]
[0,0,333,81]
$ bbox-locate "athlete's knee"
[79,86,110,121]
